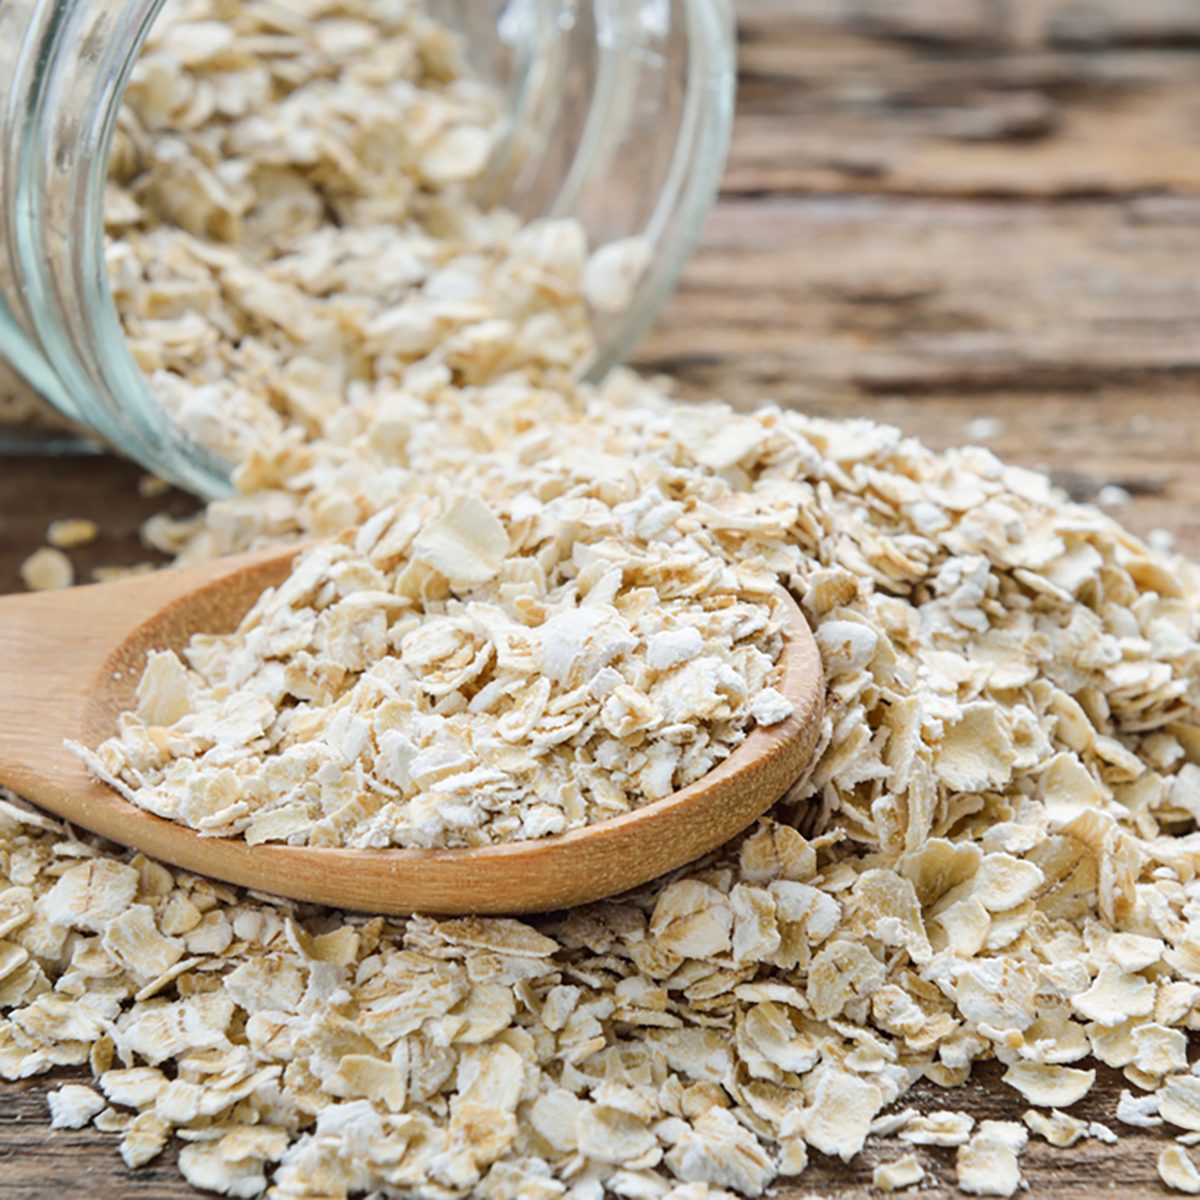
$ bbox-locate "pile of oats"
[3,1,1200,1198]
[8,397,1200,1198]
[78,493,793,849]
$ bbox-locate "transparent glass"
[0,0,735,497]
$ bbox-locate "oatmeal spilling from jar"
[103,0,596,468]
[76,493,794,849]
[4,1,1200,1199]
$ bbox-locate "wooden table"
[2,1,1198,1195]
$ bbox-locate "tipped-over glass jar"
[0,0,734,497]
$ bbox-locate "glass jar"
[0,0,734,498]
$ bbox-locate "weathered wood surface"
[2,0,1200,1194]
[0,1060,1184,1200]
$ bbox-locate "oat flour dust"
[4,1,1200,1198]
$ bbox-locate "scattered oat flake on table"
[44,518,99,550]
[91,562,156,583]
[1118,1089,1164,1128]
[137,474,170,498]
[1023,1108,1088,1147]
[1161,1145,1200,1194]
[46,1083,105,1129]
[1160,1076,1200,1132]
[1002,1062,1095,1108]
[872,1153,925,1191]
[898,1111,976,1147]
[956,1121,1027,1197]
[19,546,73,591]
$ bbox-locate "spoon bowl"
[0,545,825,914]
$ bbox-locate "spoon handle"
[0,545,300,811]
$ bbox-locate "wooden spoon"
[0,546,825,914]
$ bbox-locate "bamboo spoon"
[0,545,825,914]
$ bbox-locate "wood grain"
[2,0,1200,1193]
[0,1060,1186,1199]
